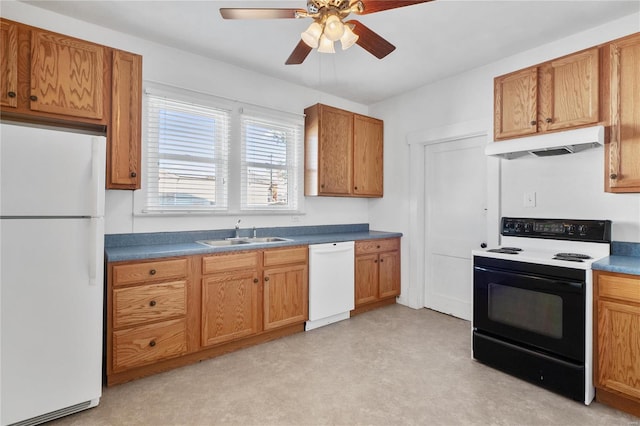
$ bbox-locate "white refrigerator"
[0,123,105,425]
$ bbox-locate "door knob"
[480,243,487,248]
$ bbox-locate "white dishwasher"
[306,241,355,331]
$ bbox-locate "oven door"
[473,256,585,362]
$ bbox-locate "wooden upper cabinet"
[305,103,383,198]
[603,32,640,193]
[108,49,142,189]
[494,67,538,140]
[0,21,18,108]
[494,48,600,140]
[30,30,105,120]
[539,48,599,131]
[353,114,383,197]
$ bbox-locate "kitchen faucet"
[235,219,241,238]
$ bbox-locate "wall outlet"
[524,191,536,208]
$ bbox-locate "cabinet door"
[355,253,378,306]
[494,67,538,140]
[353,114,383,197]
[378,250,400,299]
[596,299,640,400]
[606,33,640,192]
[108,49,142,189]
[30,30,104,119]
[318,105,353,195]
[263,264,308,330]
[201,271,260,347]
[0,21,18,108]
[539,48,599,131]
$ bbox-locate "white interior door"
[424,136,487,320]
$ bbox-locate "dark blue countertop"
[592,241,640,276]
[105,224,403,262]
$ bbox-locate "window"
[240,108,303,211]
[142,84,303,214]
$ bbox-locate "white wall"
[370,13,640,306]
[2,1,372,234]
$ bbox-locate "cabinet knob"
[29,95,38,101]
[374,259,378,263]
[545,118,552,123]
[610,173,618,180]
[149,300,157,307]
[253,278,259,283]
[380,259,384,263]
[264,276,270,282]
[320,184,325,189]
[530,120,537,126]
[149,269,157,275]
[377,245,381,249]
[130,171,137,178]
[7,91,16,98]
[354,186,358,190]
[149,340,156,347]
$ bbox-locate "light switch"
[524,191,536,208]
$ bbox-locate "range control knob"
[578,225,588,234]
[524,223,532,232]
[515,223,523,232]
[568,225,576,234]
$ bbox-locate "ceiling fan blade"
[355,0,433,15]
[348,20,396,59]
[220,8,303,19]
[285,40,313,65]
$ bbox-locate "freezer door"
[1,218,104,425]
[0,123,105,217]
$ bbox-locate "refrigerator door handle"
[91,137,106,217]
[89,217,104,286]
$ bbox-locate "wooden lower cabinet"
[107,247,308,386]
[594,271,640,417]
[353,238,400,315]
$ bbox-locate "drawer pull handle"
[29,95,38,101]
[377,245,381,249]
[264,276,270,282]
[149,340,156,347]
[149,269,157,275]
[149,300,157,307]
[7,91,16,98]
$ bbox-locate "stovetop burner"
[553,252,592,262]
[487,248,521,254]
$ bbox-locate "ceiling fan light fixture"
[340,24,359,50]
[301,21,323,48]
[317,33,336,53]
[323,14,345,41]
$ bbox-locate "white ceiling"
[22,0,640,105]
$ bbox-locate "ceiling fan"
[220,1,433,65]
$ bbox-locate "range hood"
[485,125,604,159]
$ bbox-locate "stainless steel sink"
[196,237,292,247]
[196,239,251,247]
[242,237,292,243]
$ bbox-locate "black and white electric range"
[472,217,611,405]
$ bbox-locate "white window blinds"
[240,108,303,211]
[145,94,230,212]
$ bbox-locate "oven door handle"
[474,266,584,290]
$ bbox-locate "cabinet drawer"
[263,246,308,267]
[355,238,399,255]
[113,318,187,371]
[598,273,640,304]
[202,251,259,275]
[112,258,188,287]
[113,281,187,328]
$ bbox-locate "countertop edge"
[592,255,640,276]
[105,231,403,262]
